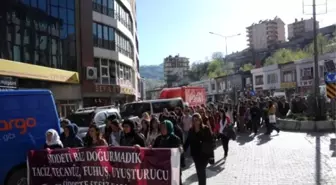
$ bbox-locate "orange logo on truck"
[0,117,36,134]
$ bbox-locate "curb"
[277,119,336,132]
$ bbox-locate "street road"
[182,131,336,185]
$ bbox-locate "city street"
[182,131,336,185]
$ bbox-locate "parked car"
[67,105,121,139]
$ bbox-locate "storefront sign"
[120,87,134,95]
[280,82,296,89]
[95,84,120,93]
[0,76,17,89]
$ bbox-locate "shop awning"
[0,59,79,84]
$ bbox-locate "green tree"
[207,59,226,78]
[264,48,310,66]
[241,63,254,71]
[306,33,329,55]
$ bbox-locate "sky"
[136,0,336,66]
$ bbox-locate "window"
[267,73,277,84]
[92,0,133,34]
[152,100,183,114]
[300,67,313,80]
[100,58,109,84]
[115,31,133,58]
[109,60,116,84]
[211,83,215,91]
[255,75,263,85]
[92,22,116,50]
[283,71,293,82]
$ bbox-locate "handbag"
[222,125,236,140]
[269,114,276,123]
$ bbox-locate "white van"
[120,98,184,118]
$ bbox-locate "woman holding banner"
[184,113,213,185]
[119,119,146,147]
[87,124,108,147]
[152,120,183,185]
[44,129,63,149]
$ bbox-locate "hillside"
[139,63,164,80]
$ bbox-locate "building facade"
[288,18,319,40]
[246,17,286,50]
[163,54,190,87]
[251,64,281,95]
[145,88,162,100]
[295,52,336,95]
[0,0,140,117]
[215,71,252,103]
[279,62,297,96]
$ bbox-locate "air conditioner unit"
[86,67,97,80]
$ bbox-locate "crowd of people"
[44,97,286,185]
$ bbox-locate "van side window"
[152,100,183,113]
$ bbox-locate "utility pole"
[303,0,328,120]
[313,0,321,120]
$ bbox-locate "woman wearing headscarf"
[61,124,84,148]
[184,113,213,185]
[152,120,183,185]
[44,129,63,149]
[119,119,145,147]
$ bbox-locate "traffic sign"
[326,82,336,99]
[325,72,336,83]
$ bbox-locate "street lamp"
[209,32,241,58]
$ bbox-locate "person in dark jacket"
[184,113,213,185]
[153,120,183,185]
[61,124,84,148]
[278,97,290,118]
[250,101,261,135]
[44,129,63,149]
[60,118,71,141]
[166,114,186,168]
[120,119,146,147]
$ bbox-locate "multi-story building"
[215,71,252,102]
[296,52,336,95]
[251,64,281,95]
[279,62,297,95]
[145,88,162,100]
[246,17,286,50]
[288,18,319,40]
[139,78,146,100]
[163,55,189,87]
[0,0,140,117]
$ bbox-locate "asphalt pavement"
[181,130,336,185]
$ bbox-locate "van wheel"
[6,168,27,185]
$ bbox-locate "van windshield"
[68,112,94,127]
[120,103,151,118]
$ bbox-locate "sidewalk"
[181,131,336,185]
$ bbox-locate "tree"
[306,33,329,55]
[211,52,224,60]
[240,63,255,71]
[188,61,209,81]
[264,48,310,66]
[207,60,223,78]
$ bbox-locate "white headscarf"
[45,129,63,147]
